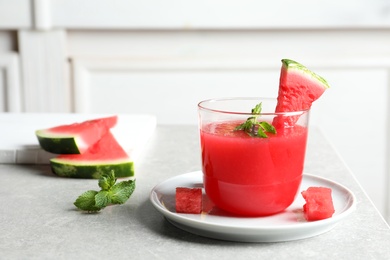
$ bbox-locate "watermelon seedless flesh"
[274,59,330,127]
[276,59,330,112]
[50,131,134,179]
[176,187,202,214]
[301,187,335,221]
[36,115,117,154]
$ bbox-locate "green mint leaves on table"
[234,102,276,138]
[74,170,136,212]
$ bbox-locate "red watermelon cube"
[301,187,335,221]
[175,187,202,214]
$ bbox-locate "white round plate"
[150,171,356,242]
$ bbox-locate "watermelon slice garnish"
[36,116,117,154]
[275,59,329,112]
[273,59,330,127]
[276,59,330,113]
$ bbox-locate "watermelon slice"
[276,59,330,113]
[175,187,202,214]
[301,187,335,221]
[273,59,330,128]
[36,115,118,154]
[50,131,134,179]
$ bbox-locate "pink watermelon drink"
[198,59,329,216]
[198,98,310,216]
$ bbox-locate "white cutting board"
[0,113,156,164]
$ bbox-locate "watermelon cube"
[175,187,202,214]
[301,187,335,221]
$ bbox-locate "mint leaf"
[259,121,276,134]
[256,127,268,138]
[234,102,276,138]
[74,171,136,212]
[98,170,116,191]
[95,190,112,209]
[74,190,100,212]
[251,103,262,114]
[234,120,252,131]
[110,180,136,204]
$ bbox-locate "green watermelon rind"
[281,59,330,89]
[36,130,83,154]
[50,158,134,179]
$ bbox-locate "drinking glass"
[198,97,310,216]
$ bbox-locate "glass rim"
[197,97,309,116]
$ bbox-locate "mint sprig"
[74,170,136,212]
[234,102,276,138]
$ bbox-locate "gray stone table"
[1,126,389,259]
